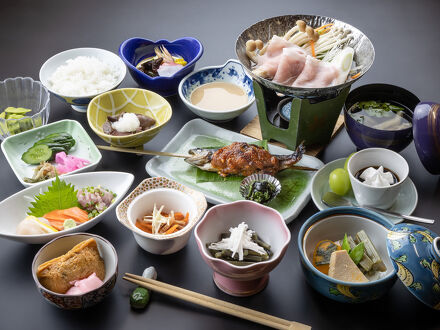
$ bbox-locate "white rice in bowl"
[48,56,121,96]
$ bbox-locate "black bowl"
[344,84,420,152]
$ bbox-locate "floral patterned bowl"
[116,177,207,255]
[298,207,397,303]
[194,200,290,296]
[31,233,118,309]
[178,59,254,122]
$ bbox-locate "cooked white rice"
[48,56,120,96]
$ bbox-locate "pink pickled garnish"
[55,152,90,174]
[65,272,104,295]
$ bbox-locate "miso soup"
[348,100,412,131]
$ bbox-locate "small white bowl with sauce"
[178,59,254,122]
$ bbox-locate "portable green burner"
[235,14,375,150]
[253,81,350,149]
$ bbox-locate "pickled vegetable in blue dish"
[348,100,412,131]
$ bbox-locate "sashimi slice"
[44,207,90,230]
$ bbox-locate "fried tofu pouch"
[37,238,106,294]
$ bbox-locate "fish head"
[184,148,217,170]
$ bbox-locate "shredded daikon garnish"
[144,204,175,235]
[208,222,266,260]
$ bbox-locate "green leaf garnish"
[349,242,364,265]
[27,176,79,217]
[341,233,350,252]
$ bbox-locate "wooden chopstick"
[97,145,317,171]
[123,273,311,330]
[96,145,189,158]
[289,165,317,171]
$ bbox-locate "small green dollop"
[63,219,77,230]
[130,287,150,309]
[246,181,276,204]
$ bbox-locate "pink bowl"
[194,200,291,296]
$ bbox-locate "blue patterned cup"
[178,59,255,122]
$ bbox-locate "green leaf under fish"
[169,135,310,213]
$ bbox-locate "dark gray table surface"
[1,0,439,329]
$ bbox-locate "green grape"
[329,168,351,196]
[344,152,356,171]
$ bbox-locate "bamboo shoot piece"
[356,230,387,272]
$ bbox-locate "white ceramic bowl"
[116,177,207,255]
[0,171,134,244]
[178,59,254,122]
[32,233,118,309]
[347,148,409,209]
[39,48,126,112]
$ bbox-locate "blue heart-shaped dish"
[119,37,203,96]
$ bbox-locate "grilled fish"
[185,142,306,177]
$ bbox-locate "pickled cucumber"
[21,144,53,164]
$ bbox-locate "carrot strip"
[135,221,153,233]
[315,23,333,31]
[351,72,361,79]
[183,212,189,223]
[310,40,316,57]
[165,224,179,235]
[174,212,184,220]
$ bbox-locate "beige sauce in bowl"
[190,82,248,111]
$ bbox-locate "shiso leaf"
[195,140,268,183]
[27,176,79,217]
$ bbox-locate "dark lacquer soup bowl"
[344,84,420,152]
[298,207,397,303]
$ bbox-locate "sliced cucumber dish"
[21,132,76,165]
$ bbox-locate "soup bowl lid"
[386,223,440,309]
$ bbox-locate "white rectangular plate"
[146,119,324,223]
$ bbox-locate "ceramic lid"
[386,223,440,309]
[412,102,440,174]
